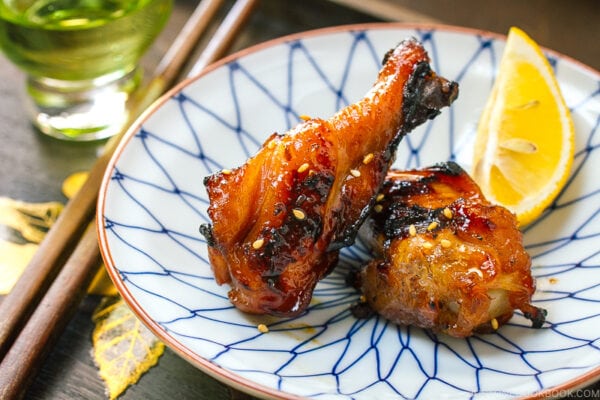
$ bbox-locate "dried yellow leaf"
[61,171,89,199]
[92,296,165,400]
[0,196,116,296]
[0,196,63,243]
[87,267,118,297]
[0,241,37,294]
[0,197,63,294]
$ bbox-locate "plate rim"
[96,22,600,400]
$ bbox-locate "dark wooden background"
[0,0,598,398]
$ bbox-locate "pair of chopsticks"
[0,0,258,397]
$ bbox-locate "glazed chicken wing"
[200,38,458,316]
[354,162,546,337]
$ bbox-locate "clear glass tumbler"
[0,0,173,141]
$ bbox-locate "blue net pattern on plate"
[100,27,600,399]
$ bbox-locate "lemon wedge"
[472,27,574,226]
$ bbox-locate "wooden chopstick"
[187,0,258,77]
[0,0,225,362]
[0,0,257,397]
[328,0,440,23]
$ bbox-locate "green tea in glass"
[0,0,172,141]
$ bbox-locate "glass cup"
[0,0,172,141]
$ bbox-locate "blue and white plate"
[97,24,600,399]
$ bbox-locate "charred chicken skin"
[200,38,459,316]
[354,162,546,337]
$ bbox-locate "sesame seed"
[491,318,499,330]
[292,208,306,220]
[443,207,453,219]
[252,238,264,250]
[422,241,433,249]
[373,204,383,213]
[427,221,438,231]
[257,323,269,333]
[299,114,311,121]
[408,224,417,237]
[350,169,361,178]
[297,163,310,173]
[362,153,374,164]
[440,239,452,248]
[221,169,232,175]
[375,193,385,202]
[467,267,484,278]
[359,295,366,303]
[549,277,558,284]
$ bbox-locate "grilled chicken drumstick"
[200,38,459,316]
[353,162,546,337]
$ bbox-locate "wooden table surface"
[0,0,598,399]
